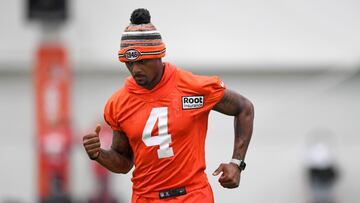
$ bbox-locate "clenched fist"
[83,124,102,160]
[212,163,241,188]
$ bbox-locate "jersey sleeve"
[198,75,226,111]
[177,69,226,112]
[103,94,122,131]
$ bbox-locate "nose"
[131,63,142,74]
[129,62,146,76]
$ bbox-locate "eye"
[126,62,134,67]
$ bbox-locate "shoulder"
[176,68,225,94]
[106,87,128,105]
[103,87,131,131]
[104,87,131,115]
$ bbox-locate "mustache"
[134,73,146,78]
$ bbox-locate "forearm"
[96,148,133,174]
[213,89,255,160]
[232,102,254,160]
[212,89,254,188]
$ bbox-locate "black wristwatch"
[230,159,246,171]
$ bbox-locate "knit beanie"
[118,8,166,62]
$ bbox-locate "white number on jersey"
[142,107,174,159]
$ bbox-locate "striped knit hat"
[118,8,166,62]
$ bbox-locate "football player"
[83,8,254,203]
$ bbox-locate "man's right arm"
[83,125,134,174]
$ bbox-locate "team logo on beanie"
[124,49,141,61]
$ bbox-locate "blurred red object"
[34,43,72,201]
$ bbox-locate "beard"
[134,75,149,87]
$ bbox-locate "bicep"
[111,130,133,160]
[212,89,250,116]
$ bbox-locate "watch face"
[240,161,246,170]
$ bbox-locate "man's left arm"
[212,88,254,188]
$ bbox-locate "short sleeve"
[199,75,226,111]
[177,69,226,112]
[103,98,122,131]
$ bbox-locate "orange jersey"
[103,62,225,197]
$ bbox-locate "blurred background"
[0,0,359,202]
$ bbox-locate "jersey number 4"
[142,107,174,159]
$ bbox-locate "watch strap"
[230,158,246,171]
